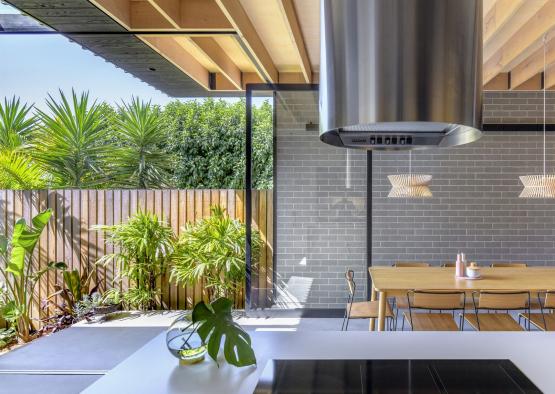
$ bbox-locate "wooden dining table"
[368,266,555,331]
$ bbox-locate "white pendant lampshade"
[388,152,432,198]
[519,33,555,199]
[519,175,555,198]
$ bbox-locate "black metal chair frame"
[405,290,467,331]
[518,290,555,331]
[471,290,531,331]
[342,270,393,331]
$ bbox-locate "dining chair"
[342,270,394,331]
[404,290,466,331]
[490,262,528,268]
[442,262,471,268]
[392,262,431,330]
[464,291,530,331]
[489,263,542,310]
[519,291,555,331]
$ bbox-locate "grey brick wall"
[483,91,555,123]
[274,91,367,309]
[373,91,555,267]
[274,90,555,309]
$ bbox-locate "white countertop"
[83,331,555,394]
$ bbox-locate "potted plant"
[166,297,256,367]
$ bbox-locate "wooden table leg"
[369,286,377,331]
[378,291,387,332]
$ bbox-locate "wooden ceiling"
[87,0,555,93]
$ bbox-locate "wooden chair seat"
[402,312,459,331]
[348,301,393,319]
[529,298,543,310]
[519,313,555,331]
[395,296,410,309]
[464,314,524,331]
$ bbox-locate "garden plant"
[0,209,63,342]
[93,211,175,310]
[171,205,261,302]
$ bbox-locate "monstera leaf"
[192,297,256,367]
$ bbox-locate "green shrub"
[171,205,261,302]
[93,211,175,310]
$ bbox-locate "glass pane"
[268,90,368,311]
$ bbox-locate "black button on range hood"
[319,0,483,151]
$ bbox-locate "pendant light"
[388,151,432,198]
[519,33,555,198]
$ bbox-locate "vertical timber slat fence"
[0,189,273,322]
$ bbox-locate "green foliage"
[0,327,16,349]
[0,96,35,152]
[162,98,273,189]
[162,99,244,188]
[0,210,56,342]
[0,151,48,189]
[93,211,175,310]
[44,264,97,316]
[32,90,111,188]
[192,297,256,367]
[112,97,173,188]
[171,205,260,301]
[0,93,274,190]
[252,100,273,189]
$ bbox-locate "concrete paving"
[0,374,100,394]
[0,325,164,394]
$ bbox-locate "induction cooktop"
[254,359,541,393]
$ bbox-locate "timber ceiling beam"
[483,0,525,44]
[190,37,242,89]
[483,0,555,84]
[215,0,279,83]
[90,0,233,31]
[510,33,555,89]
[276,0,312,83]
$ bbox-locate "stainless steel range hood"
[319,0,483,150]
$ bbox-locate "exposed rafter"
[190,37,242,89]
[510,34,555,89]
[91,0,233,31]
[146,0,180,29]
[276,0,312,83]
[483,0,525,44]
[484,0,555,84]
[215,0,279,83]
[140,35,210,89]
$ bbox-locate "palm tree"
[31,90,111,188]
[0,150,48,189]
[113,97,173,188]
[0,97,35,151]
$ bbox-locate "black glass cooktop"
[254,359,541,394]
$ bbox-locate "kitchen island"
[83,331,554,393]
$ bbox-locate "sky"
[0,2,269,110]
